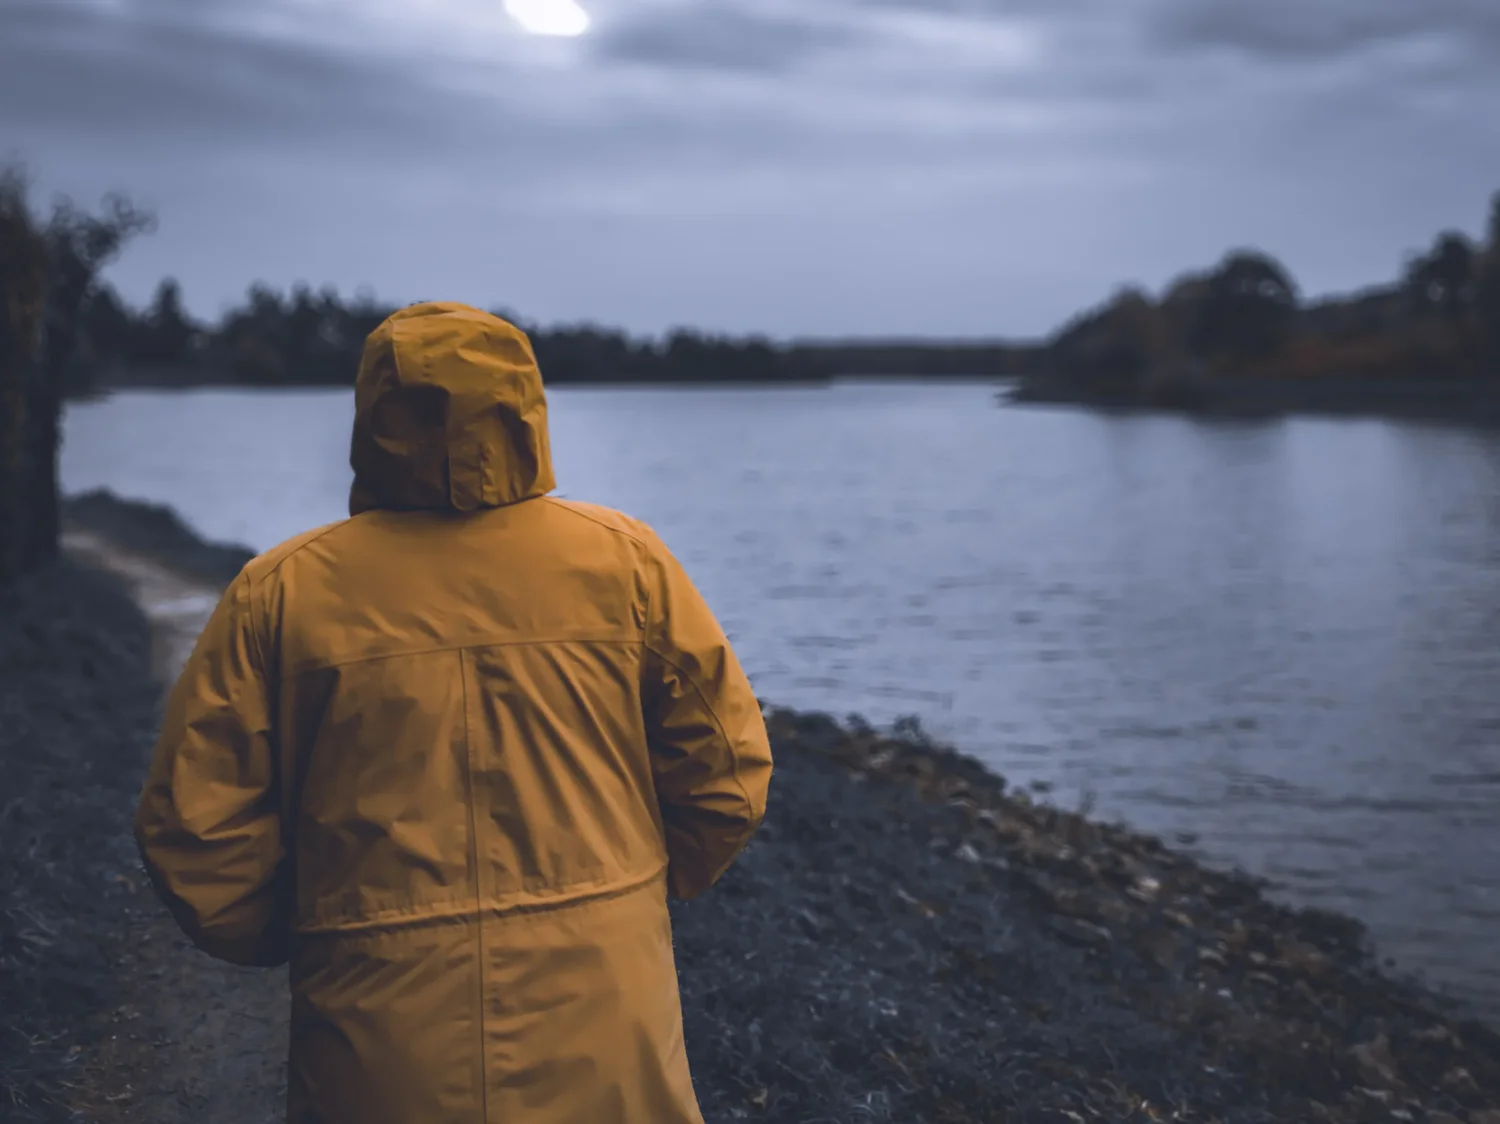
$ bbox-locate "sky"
[4,0,1500,341]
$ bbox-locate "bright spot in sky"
[503,0,590,36]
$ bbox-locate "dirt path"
[63,529,288,1124]
[62,528,227,686]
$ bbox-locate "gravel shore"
[0,552,159,1121]
[2,489,1497,1123]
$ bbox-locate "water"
[62,382,1500,1022]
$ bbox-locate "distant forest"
[72,282,1038,391]
[8,158,1500,404]
[1019,192,1500,408]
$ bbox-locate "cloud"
[0,0,1055,157]
[588,3,870,74]
[3,0,1498,337]
[1149,0,1500,63]
[0,2,449,150]
[2,0,1149,208]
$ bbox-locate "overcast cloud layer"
[4,0,1500,338]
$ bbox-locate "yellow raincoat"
[134,302,774,1123]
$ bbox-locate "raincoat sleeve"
[134,569,290,967]
[641,537,773,901]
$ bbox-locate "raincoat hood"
[349,302,556,515]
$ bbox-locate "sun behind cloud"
[503,0,590,37]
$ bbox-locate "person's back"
[134,302,775,1124]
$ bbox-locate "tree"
[1185,250,1300,366]
[1478,196,1500,375]
[0,164,153,581]
[1404,231,1476,323]
[0,165,51,584]
[137,277,199,364]
[1044,285,1168,397]
[30,188,153,568]
[221,282,289,383]
[76,282,135,373]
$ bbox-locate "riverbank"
[3,491,1499,1123]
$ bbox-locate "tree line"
[76,280,1036,391]
[80,190,1500,408]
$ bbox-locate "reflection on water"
[62,383,1500,1022]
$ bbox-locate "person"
[133,301,774,1124]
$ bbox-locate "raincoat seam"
[232,570,271,676]
[278,636,645,680]
[292,866,671,934]
[248,519,351,582]
[643,643,756,815]
[541,497,652,549]
[458,648,490,1123]
[640,556,655,690]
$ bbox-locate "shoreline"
[4,490,1498,1122]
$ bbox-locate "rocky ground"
[695,709,1500,1123]
[0,554,159,1122]
[2,489,1497,1123]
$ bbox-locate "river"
[61,381,1500,1023]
